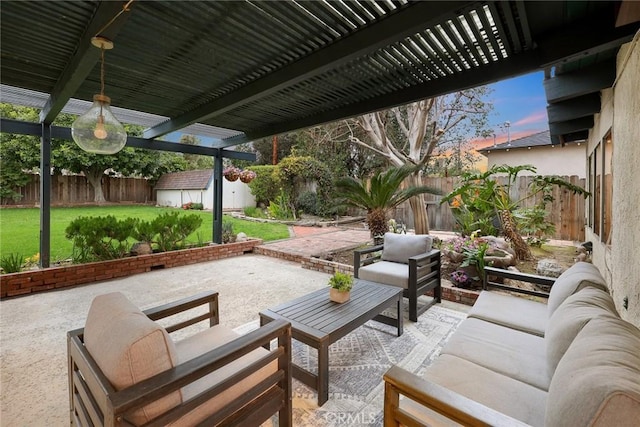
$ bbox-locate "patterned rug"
[236,304,467,427]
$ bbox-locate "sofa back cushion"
[547,262,608,316]
[545,316,640,427]
[84,292,181,425]
[545,287,619,378]
[381,233,432,264]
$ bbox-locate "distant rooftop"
[478,130,561,153]
[154,170,212,190]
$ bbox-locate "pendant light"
[71,36,127,154]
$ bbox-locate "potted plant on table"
[328,271,354,303]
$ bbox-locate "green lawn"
[0,206,289,262]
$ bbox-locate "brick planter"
[0,239,262,299]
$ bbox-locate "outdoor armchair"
[354,233,441,321]
[67,290,292,427]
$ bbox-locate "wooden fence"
[393,175,586,242]
[1,175,154,206]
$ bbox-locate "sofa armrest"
[483,266,555,298]
[354,244,383,277]
[383,365,530,427]
[143,290,219,333]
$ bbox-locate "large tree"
[1,103,187,203]
[347,87,493,234]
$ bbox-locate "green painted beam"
[547,93,601,123]
[549,117,594,135]
[544,60,616,104]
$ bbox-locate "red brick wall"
[1,239,262,298]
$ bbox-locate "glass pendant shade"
[71,94,127,154]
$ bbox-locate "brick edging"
[0,239,262,299]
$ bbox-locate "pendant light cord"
[100,45,105,97]
[96,0,135,37]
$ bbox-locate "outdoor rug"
[235,304,467,427]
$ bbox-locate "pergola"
[1,0,638,267]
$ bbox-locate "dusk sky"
[477,71,549,148]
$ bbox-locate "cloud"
[512,110,548,127]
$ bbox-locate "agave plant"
[335,165,439,242]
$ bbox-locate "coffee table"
[259,279,403,406]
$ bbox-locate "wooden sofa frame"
[384,268,556,426]
[354,245,442,321]
[67,291,292,427]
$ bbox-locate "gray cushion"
[419,354,547,427]
[467,291,548,336]
[547,262,608,317]
[381,233,432,264]
[545,287,619,378]
[358,261,408,288]
[441,318,549,391]
[545,316,640,427]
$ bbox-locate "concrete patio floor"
[0,224,481,426]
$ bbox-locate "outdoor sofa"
[354,232,441,321]
[67,291,292,426]
[383,262,640,426]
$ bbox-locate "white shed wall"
[486,144,586,178]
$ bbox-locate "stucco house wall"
[486,144,586,178]
[586,38,640,327]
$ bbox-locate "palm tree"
[335,165,439,242]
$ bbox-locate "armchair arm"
[143,290,219,332]
[483,267,554,298]
[354,244,383,277]
[384,365,530,427]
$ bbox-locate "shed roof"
[154,170,212,190]
[478,130,554,153]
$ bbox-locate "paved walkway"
[262,226,372,258]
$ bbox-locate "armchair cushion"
[357,261,409,288]
[84,292,181,425]
[547,262,608,316]
[170,325,277,426]
[381,233,432,264]
[546,316,640,427]
[545,287,619,378]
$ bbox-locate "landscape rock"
[130,242,152,256]
[537,258,565,277]
[236,232,248,242]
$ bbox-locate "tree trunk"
[408,174,430,234]
[499,209,531,260]
[84,170,106,203]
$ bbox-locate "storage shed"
[155,170,255,210]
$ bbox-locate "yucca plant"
[335,165,439,243]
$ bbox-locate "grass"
[0,206,289,262]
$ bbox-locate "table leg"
[317,343,329,406]
[396,296,404,337]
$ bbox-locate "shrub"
[222,220,237,243]
[328,272,353,292]
[65,215,136,262]
[243,206,268,218]
[247,165,280,205]
[182,202,204,210]
[151,212,203,252]
[1,253,24,273]
[268,190,295,220]
[295,191,318,215]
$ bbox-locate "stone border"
[0,239,262,299]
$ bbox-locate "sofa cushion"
[170,325,276,426]
[546,316,640,427]
[381,233,432,264]
[358,261,409,289]
[547,262,608,317]
[441,318,549,391]
[545,287,619,378]
[417,354,547,427]
[84,292,180,425]
[467,291,548,336]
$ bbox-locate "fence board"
[392,175,586,242]
[1,175,153,206]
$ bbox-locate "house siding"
[587,39,640,327]
[486,144,586,178]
